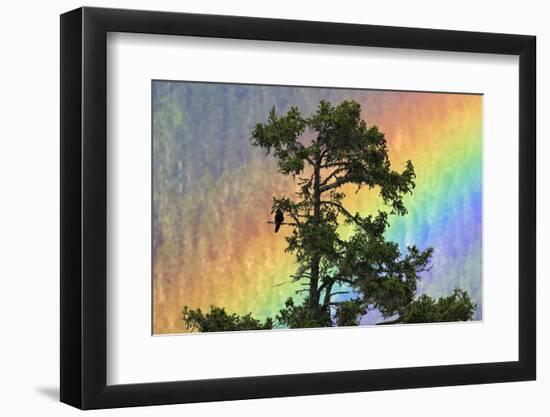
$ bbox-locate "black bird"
[274,208,284,233]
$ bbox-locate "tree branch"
[306,157,315,166]
[287,210,304,225]
[266,221,298,227]
[320,167,346,187]
[320,200,360,226]
[328,291,351,297]
[320,279,335,308]
[320,161,348,169]
[319,174,352,193]
[332,276,355,286]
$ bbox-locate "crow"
[274,208,284,233]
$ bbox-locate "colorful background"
[152,81,482,334]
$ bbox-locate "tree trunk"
[309,158,322,314]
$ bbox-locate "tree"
[182,99,476,331]
[398,289,476,324]
[182,305,273,332]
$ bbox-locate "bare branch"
[328,291,351,297]
[266,221,298,227]
[271,280,295,288]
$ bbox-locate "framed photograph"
[60,6,536,409]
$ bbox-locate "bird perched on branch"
[274,208,284,233]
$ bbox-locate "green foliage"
[334,299,364,326]
[251,107,308,175]
[276,297,332,328]
[251,100,417,215]
[182,305,273,332]
[400,289,477,324]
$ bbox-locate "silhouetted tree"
[182,305,273,332]
[398,288,476,324]
[182,99,476,331]
[250,100,475,327]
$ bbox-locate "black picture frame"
[60,6,536,410]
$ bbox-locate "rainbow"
[152,83,482,334]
